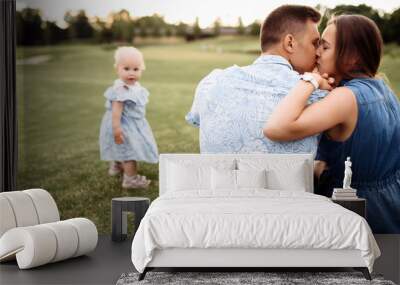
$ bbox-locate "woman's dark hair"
[260,5,321,51]
[330,14,383,79]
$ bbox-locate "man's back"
[186,55,326,155]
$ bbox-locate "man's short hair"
[260,5,321,51]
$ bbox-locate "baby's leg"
[121,161,150,189]
[122,160,137,176]
[108,161,123,176]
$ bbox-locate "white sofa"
[132,154,379,281]
[0,189,98,269]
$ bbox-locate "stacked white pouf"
[0,189,98,269]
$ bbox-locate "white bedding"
[131,190,380,273]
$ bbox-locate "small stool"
[111,197,150,242]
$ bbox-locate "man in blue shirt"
[186,5,327,155]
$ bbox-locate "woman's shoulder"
[325,86,356,103]
[340,77,388,104]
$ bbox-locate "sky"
[17,0,400,28]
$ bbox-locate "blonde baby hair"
[114,46,146,70]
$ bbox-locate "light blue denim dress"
[99,80,158,163]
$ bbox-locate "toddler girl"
[99,46,158,189]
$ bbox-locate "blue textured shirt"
[186,55,327,155]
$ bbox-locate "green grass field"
[16,36,400,234]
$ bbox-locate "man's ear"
[282,34,296,54]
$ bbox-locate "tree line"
[16,4,400,46]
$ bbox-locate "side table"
[112,197,150,242]
[331,197,366,218]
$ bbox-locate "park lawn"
[16,37,400,234]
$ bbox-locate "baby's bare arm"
[112,101,124,144]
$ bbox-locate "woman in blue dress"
[99,47,158,189]
[264,15,400,233]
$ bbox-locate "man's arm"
[308,88,328,104]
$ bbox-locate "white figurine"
[343,157,353,189]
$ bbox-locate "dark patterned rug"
[116,271,396,285]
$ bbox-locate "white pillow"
[211,169,268,191]
[211,168,236,190]
[167,159,236,192]
[237,158,309,191]
[236,169,267,189]
[168,162,210,191]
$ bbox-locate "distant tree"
[213,18,221,36]
[332,4,385,32]
[17,8,44,45]
[92,16,113,43]
[16,4,400,46]
[134,14,168,37]
[75,10,94,38]
[315,5,330,33]
[193,17,202,38]
[64,11,75,38]
[110,9,134,42]
[237,17,245,35]
[43,21,68,44]
[64,10,94,39]
[176,22,188,37]
[385,8,400,43]
[248,20,261,36]
[164,24,174,37]
[316,4,398,44]
[16,10,25,45]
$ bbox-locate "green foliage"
[237,17,245,35]
[248,20,261,36]
[110,10,134,42]
[16,8,44,45]
[64,10,94,39]
[134,14,168,37]
[213,18,222,36]
[16,4,400,46]
[385,8,400,44]
[316,4,400,43]
[92,17,113,44]
[193,17,202,38]
[176,22,189,37]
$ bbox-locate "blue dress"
[316,78,400,234]
[99,79,158,163]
